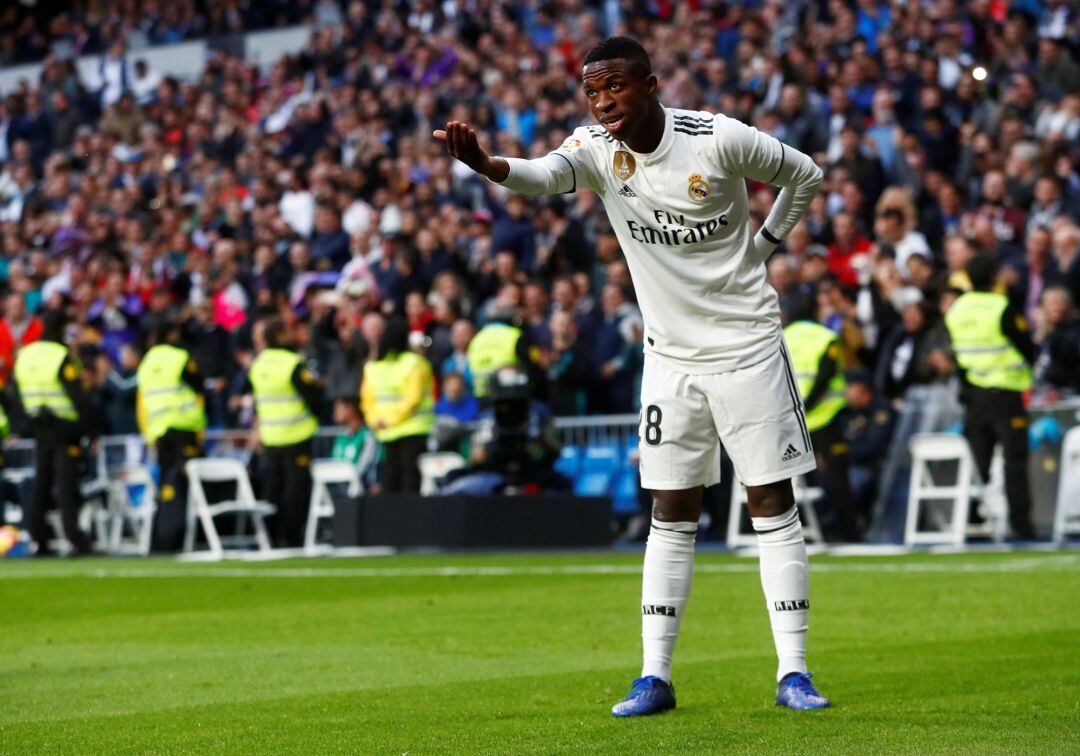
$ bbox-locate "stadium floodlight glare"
[972,66,988,81]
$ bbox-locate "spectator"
[1035,286,1080,395]
[543,310,591,417]
[875,299,937,403]
[435,371,480,424]
[330,397,381,494]
[827,212,873,287]
[0,292,43,382]
[591,282,643,414]
[102,342,140,435]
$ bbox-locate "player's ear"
[644,74,659,95]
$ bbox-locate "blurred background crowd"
[0,0,1077,490]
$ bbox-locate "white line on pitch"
[1,554,1077,580]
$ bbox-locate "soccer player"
[435,37,829,715]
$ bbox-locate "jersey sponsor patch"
[613,150,636,181]
[687,173,710,203]
[560,137,583,152]
[617,184,637,198]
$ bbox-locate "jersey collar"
[621,106,675,166]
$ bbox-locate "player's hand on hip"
[433,121,499,178]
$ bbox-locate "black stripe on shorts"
[778,342,812,452]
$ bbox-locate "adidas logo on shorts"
[618,184,637,197]
[781,444,801,462]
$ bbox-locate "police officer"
[361,318,435,493]
[784,306,856,541]
[841,369,896,535]
[945,255,1036,539]
[136,320,207,552]
[249,317,321,547]
[12,309,97,555]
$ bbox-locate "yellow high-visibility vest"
[136,344,207,444]
[249,349,318,447]
[945,291,1032,392]
[784,321,847,432]
[363,351,435,443]
[13,341,78,421]
[466,323,520,398]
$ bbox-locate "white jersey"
[501,106,823,374]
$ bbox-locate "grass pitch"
[2,550,1078,753]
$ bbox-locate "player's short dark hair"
[583,37,652,75]
[966,254,999,291]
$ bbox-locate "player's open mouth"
[601,115,626,132]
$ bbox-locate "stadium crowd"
[0,0,1077,532]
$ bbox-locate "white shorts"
[638,346,818,490]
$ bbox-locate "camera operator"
[452,366,569,494]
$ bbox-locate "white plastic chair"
[183,458,276,558]
[417,451,466,496]
[304,459,362,555]
[1053,426,1080,543]
[726,475,825,547]
[904,433,1006,546]
[107,465,157,556]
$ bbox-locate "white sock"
[640,518,697,681]
[752,506,810,682]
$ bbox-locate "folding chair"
[904,433,1006,546]
[183,458,276,558]
[726,475,825,547]
[107,465,157,556]
[1053,426,1080,543]
[304,459,362,555]
[417,451,466,496]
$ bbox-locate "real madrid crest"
[688,174,710,203]
[613,150,636,181]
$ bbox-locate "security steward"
[784,305,856,541]
[467,305,540,400]
[11,309,98,555]
[361,318,435,493]
[841,369,896,535]
[945,254,1036,539]
[249,316,321,547]
[136,320,206,552]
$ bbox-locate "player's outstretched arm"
[434,121,580,197]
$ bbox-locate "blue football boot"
[776,672,830,710]
[611,676,676,717]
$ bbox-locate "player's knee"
[649,489,702,523]
[746,480,795,518]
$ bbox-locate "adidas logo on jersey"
[618,184,637,198]
[781,444,801,462]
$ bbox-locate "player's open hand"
[433,121,493,175]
